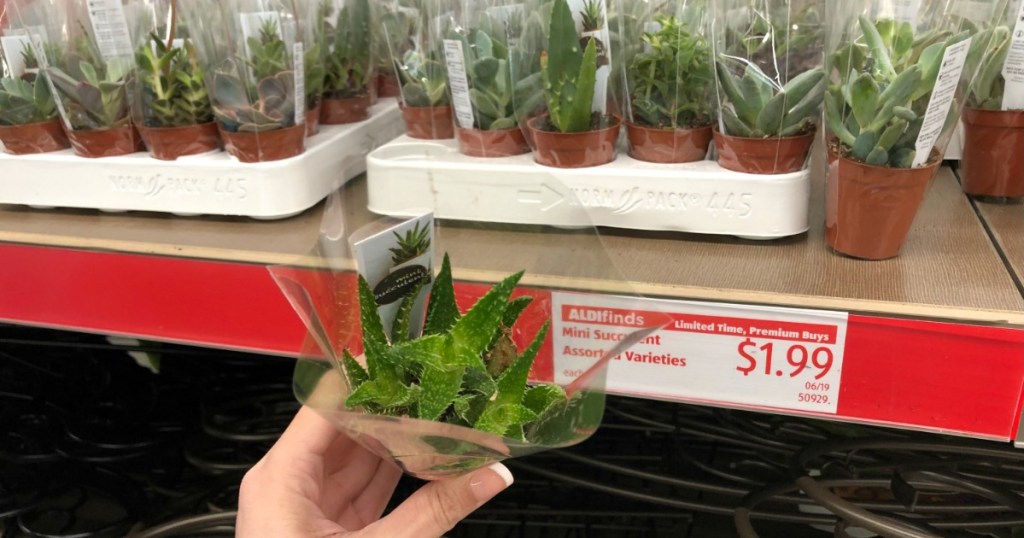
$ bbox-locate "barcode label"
[443,39,475,129]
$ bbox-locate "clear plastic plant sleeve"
[269,185,668,480]
[179,0,314,163]
[823,0,1006,260]
[615,0,714,164]
[709,0,825,174]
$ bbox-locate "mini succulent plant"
[211,19,297,133]
[580,0,604,32]
[825,17,970,168]
[966,24,1011,110]
[374,3,416,79]
[451,25,540,131]
[345,254,567,440]
[44,34,132,130]
[716,61,824,138]
[0,46,58,126]
[541,0,599,133]
[323,0,372,99]
[389,221,431,265]
[398,49,449,107]
[135,34,213,127]
[628,16,713,130]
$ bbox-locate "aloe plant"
[323,0,372,99]
[966,24,1012,110]
[135,34,213,127]
[344,254,567,440]
[541,0,599,133]
[627,16,713,130]
[0,46,58,125]
[825,16,971,168]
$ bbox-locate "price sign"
[551,293,848,414]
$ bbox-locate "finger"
[320,448,387,520]
[339,459,402,529]
[356,463,513,538]
[271,405,341,459]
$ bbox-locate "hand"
[237,406,513,538]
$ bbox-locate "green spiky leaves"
[343,253,566,441]
[542,0,598,133]
[135,35,213,128]
[323,0,371,99]
[390,221,431,265]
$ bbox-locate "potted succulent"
[711,0,825,174]
[130,0,220,160]
[320,0,373,125]
[303,16,327,135]
[527,0,619,168]
[962,11,1023,199]
[0,39,69,154]
[372,1,414,99]
[623,11,714,164]
[824,14,979,260]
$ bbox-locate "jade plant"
[825,16,970,168]
[966,24,1011,110]
[716,62,824,138]
[44,34,132,130]
[399,49,449,107]
[344,255,568,440]
[0,48,58,126]
[323,0,372,100]
[627,16,713,130]
[135,34,213,127]
[541,0,599,133]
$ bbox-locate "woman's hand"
[237,406,513,537]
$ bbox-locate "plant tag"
[0,35,31,78]
[350,214,435,342]
[551,293,848,414]
[1002,1,1024,110]
[891,0,921,25]
[443,39,475,129]
[85,0,134,61]
[293,42,306,126]
[953,0,998,23]
[913,37,971,167]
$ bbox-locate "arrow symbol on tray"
[517,184,563,212]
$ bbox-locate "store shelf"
[1,166,1023,442]
[977,199,1024,289]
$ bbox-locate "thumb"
[358,462,513,538]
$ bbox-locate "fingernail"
[469,462,514,501]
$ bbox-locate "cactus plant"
[541,0,599,133]
[825,16,970,168]
[135,34,213,128]
[323,0,372,100]
[344,254,567,440]
[716,62,825,138]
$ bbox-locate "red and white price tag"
[551,293,848,414]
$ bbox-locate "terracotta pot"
[528,115,621,168]
[714,128,815,174]
[219,123,306,163]
[402,105,454,139]
[321,95,371,125]
[66,125,145,158]
[137,122,221,161]
[961,108,1024,199]
[626,122,711,164]
[0,118,70,154]
[825,147,940,260]
[306,105,322,136]
[456,126,529,157]
[377,73,400,98]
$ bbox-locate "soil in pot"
[66,126,146,158]
[714,128,815,174]
[377,73,400,99]
[306,105,322,136]
[825,146,941,260]
[456,126,529,158]
[137,122,221,160]
[528,114,621,168]
[0,118,70,155]
[402,105,454,140]
[321,95,371,125]
[626,122,712,164]
[961,108,1024,200]
[219,123,306,163]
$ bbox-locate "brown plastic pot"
[714,128,815,174]
[626,122,711,163]
[377,73,400,98]
[528,115,621,168]
[321,95,371,125]
[825,147,940,260]
[961,108,1024,199]
[0,118,70,154]
[66,126,145,158]
[456,126,529,158]
[137,122,221,161]
[306,105,321,136]
[219,123,306,163]
[402,105,454,139]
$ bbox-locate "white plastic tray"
[366,135,810,239]
[0,99,404,219]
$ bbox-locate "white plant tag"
[443,39,475,129]
[952,0,992,23]
[85,0,134,61]
[891,0,921,25]
[0,35,31,78]
[913,37,972,167]
[1002,1,1024,110]
[293,42,305,126]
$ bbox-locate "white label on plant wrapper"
[1,35,31,78]
[953,0,996,23]
[913,37,971,167]
[293,42,305,126]
[1002,1,1024,110]
[550,293,848,415]
[891,0,921,25]
[85,0,134,60]
[443,39,475,129]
